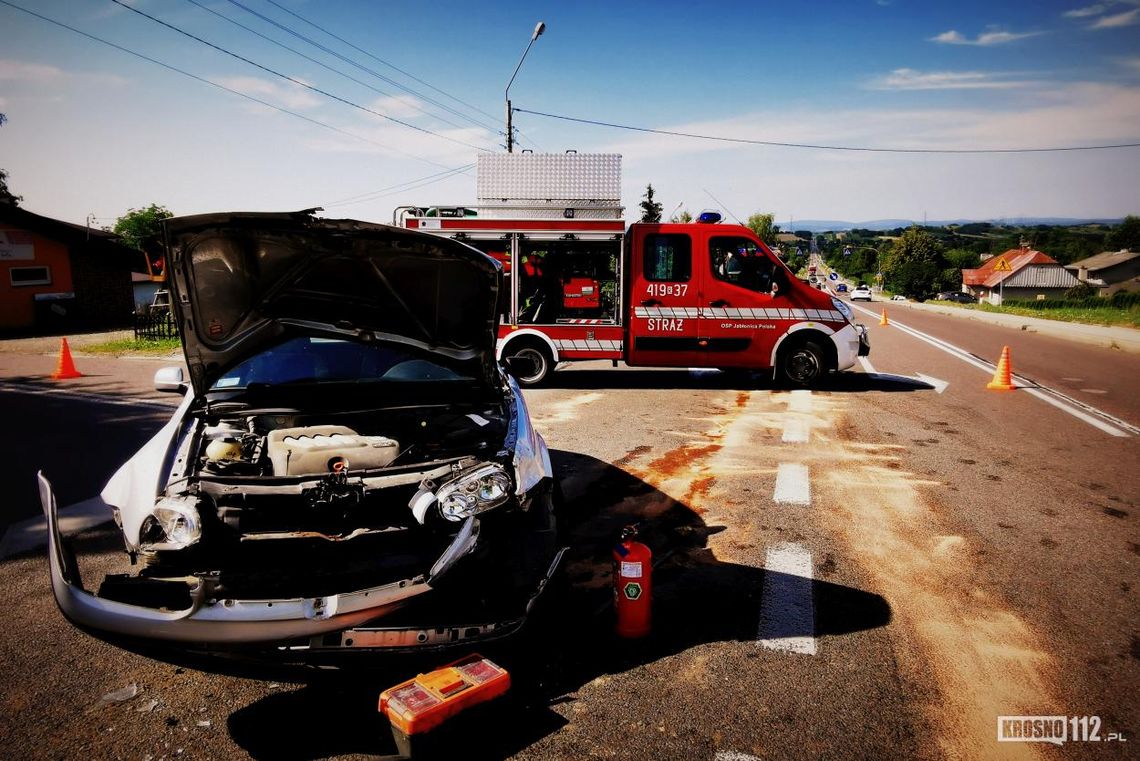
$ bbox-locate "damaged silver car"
[39,210,563,663]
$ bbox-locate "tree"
[112,204,174,251]
[639,184,662,223]
[671,209,692,224]
[881,227,943,296]
[0,168,20,206]
[746,212,780,245]
[1106,215,1140,252]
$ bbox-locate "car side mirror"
[154,366,188,394]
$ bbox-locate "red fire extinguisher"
[613,525,652,638]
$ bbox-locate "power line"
[108,0,493,153]
[0,0,460,171]
[261,0,503,131]
[225,0,503,137]
[515,107,1140,154]
[258,0,542,151]
[181,0,479,136]
[322,164,475,208]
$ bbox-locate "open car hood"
[164,211,501,395]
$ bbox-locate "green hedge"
[1003,292,1140,310]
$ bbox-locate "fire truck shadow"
[540,367,936,393]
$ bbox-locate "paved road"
[0,313,1136,759]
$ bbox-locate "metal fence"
[133,310,179,340]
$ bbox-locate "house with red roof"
[962,246,1079,305]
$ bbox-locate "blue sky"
[1,0,1138,227]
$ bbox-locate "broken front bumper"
[38,473,559,652]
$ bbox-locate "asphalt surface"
[0,312,1136,760]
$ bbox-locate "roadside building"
[0,204,139,334]
[1065,249,1140,295]
[962,246,1079,305]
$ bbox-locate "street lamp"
[505,21,545,153]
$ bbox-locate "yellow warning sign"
[992,257,1012,272]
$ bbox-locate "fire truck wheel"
[506,342,553,386]
[779,339,828,388]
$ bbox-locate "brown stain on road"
[821,412,1061,760]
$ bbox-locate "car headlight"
[436,464,513,522]
[831,297,853,322]
[138,495,202,551]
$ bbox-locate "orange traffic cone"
[986,346,1016,391]
[879,308,889,326]
[50,337,83,380]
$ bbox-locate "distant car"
[850,284,873,301]
[935,291,977,304]
[836,283,848,292]
[890,294,907,301]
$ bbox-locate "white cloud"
[1117,56,1140,70]
[1064,3,1110,17]
[1091,7,1140,26]
[369,95,431,120]
[0,59,65,82]
[214,76,322,111]
[870,69,1034,90]
[929,29,1043,45]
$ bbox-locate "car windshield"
[209,336,475,391]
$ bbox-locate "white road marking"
[757,542,817,655]
[715,753,763,761]
[787,388,812,412]
[774,462,811,505]
[782,418,810,443]
[849,303,1136,437]
[858,356,878,375]
[913,372,949,394]
[0,496,112,559]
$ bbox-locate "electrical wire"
[108,0,493,153]
[181,0,479,136]
[258,0,543,151]
[225,0,503,137]
[514,107,1140,155]
[322,163,476,208]
[261,0,503,130]
[0,0,459,170]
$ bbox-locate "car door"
[627,228,699,367]
[698,234,784,369]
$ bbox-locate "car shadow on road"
[226,450,891,759]
[539,367,935,393]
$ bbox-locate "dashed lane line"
[773,462,811,505]
[757,542,817,655]
[849,303,1137,437]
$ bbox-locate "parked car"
[935,291,978,304]
[836,283,848,292]
[850,284,873,301]
[890,294,907,301]
[38,211,563,665]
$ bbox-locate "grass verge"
[939,301,1140,328]
[82,337,182,356]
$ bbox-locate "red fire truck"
[396,153,868,387]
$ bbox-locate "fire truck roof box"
[477,153,621,205]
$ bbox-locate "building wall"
[1094,259,1140,295]
[987,286,1072,305]
[0,228,74,330]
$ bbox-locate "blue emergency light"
[697,211,722,224]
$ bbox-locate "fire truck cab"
[396,154,868,387]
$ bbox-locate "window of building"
[9,266,51,286]
[643,234,691,282]
[709,236,775,293]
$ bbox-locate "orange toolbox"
[379,654,510,756]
